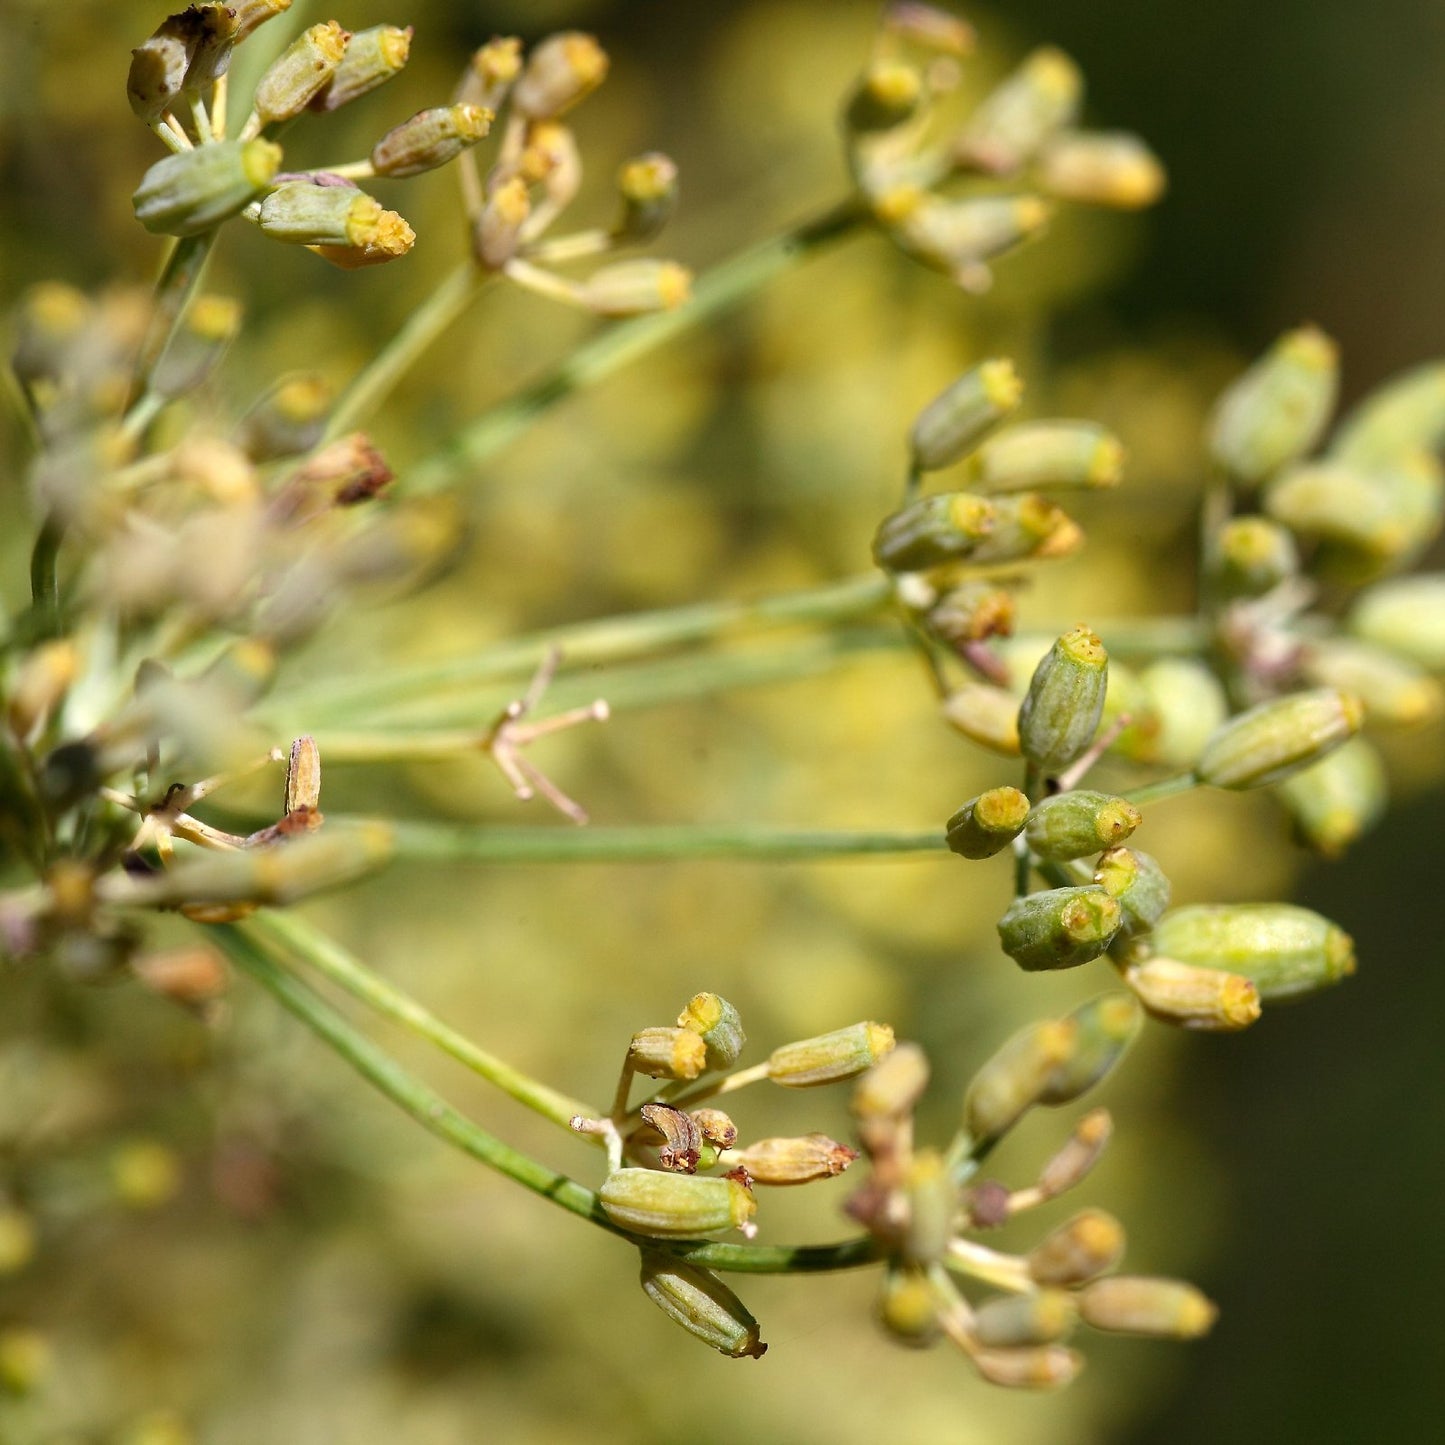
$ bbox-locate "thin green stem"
[28,513,65,639]
[1121,772,1199,807]
[126,231,218,418]
[405,197,867,493]
[241,909,599,1131]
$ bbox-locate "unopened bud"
[767,1021,895,1087]
[1278,736,1387,857]
[458,37,523,111]
[1302,639,1442,727]
[1041,993,1142,1105]
[1115,659,1229,770]
[970,421,1124,493]
[1330,362,1445,469]
[258,182,392,248]
[1125,957,1261,1031]
[371,104,493,178]
[133,138,281,237]
[970,1343,1082,1390]
[183,5,239,92]
[1027,1208,1124,1286]
[872,493,996,572]
[1208,516,1300,600]
[310,24,412,111]
[946,786,1030,859]
[967,493,1084,566]
[926,581,1017,650]
[1037,1107,1113,1197]
[941,683,1022,756]
[237,374,332,460]
[253,21,350,125]
[730,1133,858,1186]
[511,32,609,120]
[676,992,745,1069]
[638,1253,766,1358]
[1078,1275,1218,1338]
[613,152,679,242]
[582,260,693,317]
[894,194,1051,286]
[599,1169,755,1237]
[127,13,194,123]
[474,177,531,269]
[877,1263,942,1346]
[963,1019,1077,1144]
[628,1027,707,1081]
[1151,902,1355,1003]
[1092,847,1171,937]
[956,47,1082,174]
[1037,130,1166,209]
[1018,626,1109,775]
[844,61,923,133]
[1196,688,1362,789]
[910,360,1023,471]
[997,887,1121,972]
[1349,572,1445,670]
[1209,326,1339,484]
[852,1041,930,1119]
[973,1290,1078,1348]
[1024,791,1142,862]
[151,293,241,399]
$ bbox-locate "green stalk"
[1121,772,1199,807]
[125,230,218,420]
[27,513,65,640]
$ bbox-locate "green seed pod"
[1115,659,1229,771]
[956,46,1082,173]
[639,1253,766,1357]
[852,1040,929,1119]
[973,1290,1078,1348]
[941,683,1023,756]
[599,1169,755,1238]
[582,260,693,318]
[511,32,609,120]
[676,992,745,1069]
[925,581,1017,650]
[237,373,333,460]
[1208,516,1300,601]
[1150,902,1356,1002]
[1027,1208,1125,1286]
[902,1149,954,1265]
[1330,361,1445,469]
[871,492,997,572]
[1078,1276,1218,1339]
[968,421,1124,494]
[965,493,1085,566]
[893,194,1051,284]
[946,786,1030,860]
[1349,572,1445,670]
[371,104,493,179]
[151,293,241,400]
[613,152,679,242]
[997,887,1121,972]
[627,1027,707,1081]
[971,1343,1083,1390]
[843,59,923,132]
[1037,1107,1113,1197]
[767,1022,895,1087]
[729,1133,857,1186]
[877,1264,941,1348]
[253,21,350,126]
[1023,790,1142,861]
[1208,326,1339,484]
[962,1019,1077,1144]
[1195,688,1363,789]
[310,24,412,112]
[1301,640,1442,728]
[1018,626,1109,775]
[909,360,1023,471]
[132,138,282,237]
[1277,736,1388,858]
[1124,957,1261,1031]
[1036,129,1166,209]
[1040,993,1143,1106]
[1093,846,1171,937]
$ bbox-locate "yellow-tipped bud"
[613,152,679,242]
[970,1343,1082,1390]
[152,293,242,400]
[253,21,351,125]
[963,1018,1077,1144]
[628,1026,708,1081]
[1196,688,1363,789]
[969,421,1125,493]
[941,683,1023,756]
[582,260,693,318]
[1301,640,1443,728]
[1037,1107,1114,1198]
[1019,626,1109,775]
[1124,957,1262,1031]
[237,374,333,460]
[133,139,281,237]
[458,37,523,111]
[1037,130,1167,209]
[1330,362,1445,469]
[511,32,609,120]
[973,1289,1078,1348]
[997,886,1122,972]
[311,24,412,112]
[956,46,1082,174]
[852,1041,930,1118]
[7,638,78,741]
[844,60,924,133]
[910,359,1023,471]
[873,492,997,571]
[474,177,531,269]
[1024,791,1143,861]
[877,1263,942,1347]
[946,786,1030,860]
[767,1021,896,1087]
[1278,736,1388,858]
[371,104,493,178]
[677,992,745,1068]
[599,1169,755,1237]
[1078,1275,1218,1338]
[1349,572,1445,670]
[1027,1208,1125,1285]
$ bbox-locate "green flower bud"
[1092,846,1171,937]
[973,1290,1078,1348]
[1278,736,1388,858]
[970,1344,1083,1390]
[1330,361,1445,469]
[1196,688,1363,789]
[1037,1107,1113,1197]
[892,194,1051,285]
[1349,572,1445,670]
[1036,130,1166,209]
[257,182,384,246]
[871,492,996,572]
[638,1253,766,1358]
[963,1019,1077,1144]
[613,152,679,242]
[1027,1208,1125,1286]
[956,47,1082,173]
[844,59,923,132]
[1024,790,1142,861]
[371,104,493,179]
[767,1021,895,1087]
[1150,902,1356,1002]
[902,1149,954,1265]
[965,493,1085,566]
[237,373,333,461]
[627,1027,707,1081]
[1040,992,1143,1105]
[1115,659,1229,770]
[150,293,241,400]
[945,786,1030,860]
[729,1133,858,1186]
[1124,957,1261,1031]
[852,1040,929,1119]
[941,683,1022,756]
[925,581,1017,650]
[1078,1276,1217,1338]
[600,1169,755,1238]
[1018,626,1109,775]
[473,176,530,270]
[877,1263,941,1347]
[998,886,1121,972]
[132,138,282,237]
[1301,640,1442,728]
[310,24,412,112]
[676,992,745,1069]
[1208,326,1339,484]
[253,21,350,126]
[909,360,1023,471]
[1208,516,1300,600]
[582,260,693,318]
[969,421,1124,494]
[511,32,609,120]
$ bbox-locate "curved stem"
[28,512,65,640]
[126,231,218,419]
[1121,772,1199,807]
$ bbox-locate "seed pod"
[511,32,609,120]
[969,421,1124,493]
[955,47,1082,174]
[910,360,1023,471]
[730,1133,858,1186]
[676,992,745,1069]
[371,104,493,178]
[965,493,1083,566]
[1277,736,1388,857]
[893,194,1051,284]
[638,1104,702,1173]
[613,152,679,242]
[1124,957,1261,1031]
[997,887,1121,972]
[1037,1107,1113,1197]
[1349,572,1445,670]
[582,260,693,317]
[852,1041,929,1119]
[1018,626,1109,775]
[1196,688,1362,789]
[1040,993,1142,1105]
[1330,361,1445,469]
[237,374,333,460]
[1027,1208,1125,1286]
[253,21,350,125]
[132,139,282,237]
[1036,129,1166,209]
[599,1169,755,1237]
[310,24,412,111]
[1024,791,1142,862]
[970,1344,1083,1390]
[941,683,1023,756]
[877,1264,942,1347]
[973,1290,1078,1348]
[458,37,523,112]
[473,176,531,269]
[926,581,1017,650]
[1208,326,1339,484]
[1078,1276,1218,1338]
[946,786,1030,859]
[1151,902,1355,1002]
[872,493,996,571]
[1093,846,1171,937]
[767,1021,895,1087]
[627,1027,707,1081]
[1208,516,1300,600]
[963,1018,1077,1144]
[1301,640,1442,727]
[638,1253,766,1358]
[843,60,923,133]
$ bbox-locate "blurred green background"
[2,1,1443,1441]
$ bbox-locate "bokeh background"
[2,1,1443,1441]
